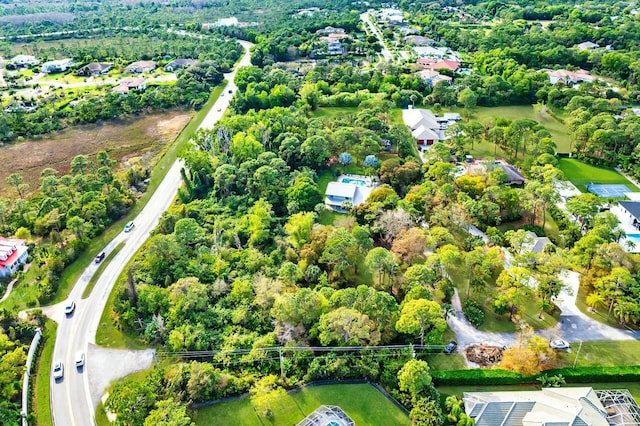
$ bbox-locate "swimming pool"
[625,234,640,250]
[341,178,367,186]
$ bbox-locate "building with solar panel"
[463,387,640,425]
[296,405,355,426]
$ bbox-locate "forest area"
[2,0,640,425]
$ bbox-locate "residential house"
[491,160,526,186]
[10,55,39,68]
[522,231,553,254]
[0,237,28,278]
[619,201,640,228]
[126,61,157,73]
[77,62,113,76]
[316,26,346,35]
[203,17,239,29]
[319,33,351,44]
[576,41,599,50]
[41,58,74,74]
[112,77,146,94]
[326,41,344,55]
[164,58,196,72]
[324,176,375,212]
[546,68,596,85]
[418,69,452,87]
[463,387,637,426]
[405,35,436,46]
[413,46,449,59]
[403,108,451,147]
[418,59,461,73]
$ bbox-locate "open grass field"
[557,158,639,192]
[0,109,192,197]
[471,105,572,153]
[556,339,640,367]
[192,383,411,426]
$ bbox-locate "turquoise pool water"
[341,178,366,186]
[625,234,640,248]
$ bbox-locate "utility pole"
[573,340,583,369]
[279,347,284,377]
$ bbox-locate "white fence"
[22,327,42,426]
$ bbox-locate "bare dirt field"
[0,110,192,196]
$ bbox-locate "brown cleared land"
[0,110,193,196]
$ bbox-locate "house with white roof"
[402,108,461,148]
[324,175,376,212]
[10,55,39,68]
[464,387,612,426]
[576,41,599,50]
[41,58,74,74]
[418,69,452,87]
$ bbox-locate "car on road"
[75,352,85,368]
[64,301,76,315]
[124,221,135,232]
[94,251,106,264]
[228,89,233,94]
[444,341,458,354]
[53,361,64,380]
[549,339,570,350]
[217,108,222,112]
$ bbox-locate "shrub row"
[433,365,640,386]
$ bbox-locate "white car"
[549,339,570,350]
[124,221,135,232]
[75,352,85,368]
[64,301,76,315]
[53,361,64,380]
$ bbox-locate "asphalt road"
[49,40,253,426]
[360,11,394,62]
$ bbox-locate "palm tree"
[586,291,606,311]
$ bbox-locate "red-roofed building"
[420,59,461,72]
[0,237,28,278]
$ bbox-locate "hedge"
[433,365,640,386]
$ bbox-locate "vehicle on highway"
[94,251,106,264]
[217,108,222,112]
[228,89,233,94]
[550,339,570,350]
[75,352,85,368]
[53,361,64,380]
[444,341,458,354]
[124,221,135,232]
[64,301,76,315]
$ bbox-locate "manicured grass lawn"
[451,267,559,333]
[34,320,56,426]
[557,157,639,192]
[556,340,640,368]
[82,242,125,299]
[472,105,572,153]
[423,353,467,370]
[192,383,410,426]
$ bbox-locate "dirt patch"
[464,344,504,367]
[0,110,192,196]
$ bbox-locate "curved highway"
[49,40,253,426]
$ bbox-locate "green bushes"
[462,299,485,327]
[433,365,640,386]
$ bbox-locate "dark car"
[444,341,458,354]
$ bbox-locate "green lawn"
[192,383,410,426]
[471,105,572,153]
[557,157,639,192]
[34,320,56,426]
[556,340,640,368]
[311,106,358,119]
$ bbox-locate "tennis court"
[586,184,631,198]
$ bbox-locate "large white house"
[402,108,461,148]
[464,387,629,426]
[0,237,28,278]
[41,58,74,73]
[324,175,376,213]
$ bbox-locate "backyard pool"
[340,178,367,186]
[625,234,640,251]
